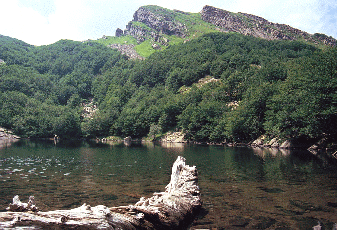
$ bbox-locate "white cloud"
[47,0,87,41]
[0,0,82,45]
[0,1,48,45]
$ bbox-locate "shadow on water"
[1,140,337,229]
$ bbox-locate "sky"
[0,0,336,46]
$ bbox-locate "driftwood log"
[0,156,201,229]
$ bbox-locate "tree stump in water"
[0,156,201,229]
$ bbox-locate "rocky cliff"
[112,5,335,58]
[116,6,187,43]
[201,5,336,46]
[132,7,187,37]
[118,5,336,46]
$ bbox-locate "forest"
[0,32,336,144]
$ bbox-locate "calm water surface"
[0,139,337,229]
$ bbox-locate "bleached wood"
[0,156,201,229]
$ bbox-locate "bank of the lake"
[0,127,20,140]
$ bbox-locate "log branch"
[0,156,201,229]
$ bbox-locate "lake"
[0,139,337,229]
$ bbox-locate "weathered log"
[0,156,201,229]
[6,195,38,212]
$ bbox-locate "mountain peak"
[118,5,336,45]
[111,5,335,58]
[116,5,188,43]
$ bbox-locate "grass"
[166,35,184,46]
[90,35,138,46]
[135,40,160,58]
[129,21,154,31]
[86,6,223,58]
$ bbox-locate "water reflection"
[0,139,20,149]
[252,147,290,157]
[0,140,336,229]
[159,142,185,149]
[158,142,186,155]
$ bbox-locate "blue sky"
[1,0,336,45]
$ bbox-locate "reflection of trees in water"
[159,142,185,155]
[252,147,290,158]
[250,147,337,184]
[0,139,19,149]
[80,148,97,190]
[194,147,337,229]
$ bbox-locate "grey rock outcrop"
[132,6,187,37]
[201,5,336,46]
[251,136,264,147]
[263,138,280,148]
[280,140,292,149]
[124,22,154,43]
[108,43,145,60]
[115,28,124,37]
[111,5,336,59]
[161,131,186,143]
[118,6,187,44]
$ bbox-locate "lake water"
[0,139,337,229]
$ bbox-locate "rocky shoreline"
[0,127,20,141]
[0,128,20,148]
[250,135,337,157]
[159,132,337,158]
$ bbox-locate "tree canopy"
[0,33,336,143]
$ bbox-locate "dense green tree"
[264,48,337,139]
[225,83,274,142]
[0,36,123,137]
[0,91,28,128]
[1,32,334,143]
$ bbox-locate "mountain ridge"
[107,5,335,58]
[201,5,336,46]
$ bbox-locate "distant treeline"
[0,33,336,143]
